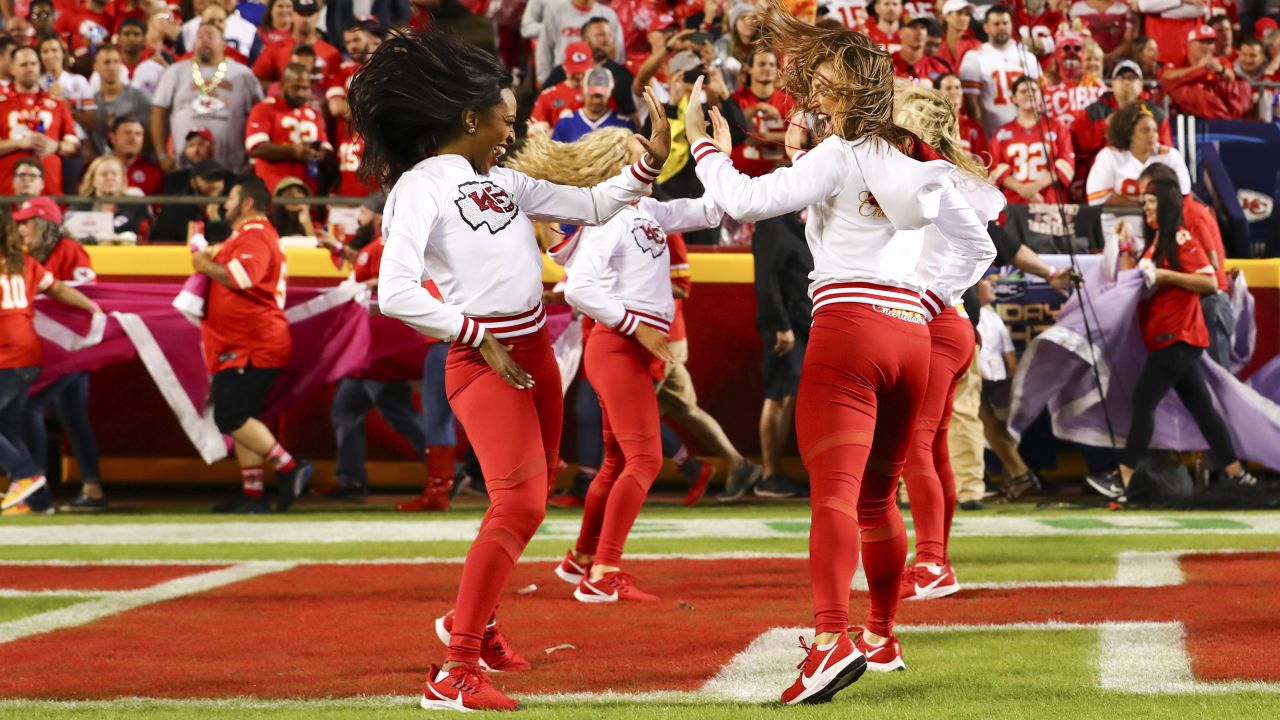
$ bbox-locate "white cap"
[942,0,976,14]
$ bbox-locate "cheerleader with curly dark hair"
[347,29,670,712]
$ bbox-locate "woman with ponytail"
[1088,180,1257,499]
[348,30,670,712]
[891,83,1005,601]
[509,127,722,604]
[683,1,995,704]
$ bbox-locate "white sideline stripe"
[0,552,811,567]
[0,691,712,711]
[6,515,1280,546]
[0,562,295,645]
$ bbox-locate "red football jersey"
[202,219,291,373]
[245,97,330,194]
[730,86,793,177]
[55,6,115,56]
[958,112,990,165]
[252,37,343,84]
[1139,231,1213,351]
[334,119,373,197]
[324,60,359,104]
[667,232,691,343]
[0,90,78,195]
[1183,197,1228,292]
[989,117,1075,205]
[41,238,95,284]
[531,83,585,126]
[865,19,902,55]
[935,35,981,73]
[1042,80,1105,127]
[353,237,384,284]
[891,52,954,87]
[0,255,55,369]
[124,156,163,196]
[260,28,292,47]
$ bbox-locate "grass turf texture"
[4,630,1278,719]
[3,505,1279,718]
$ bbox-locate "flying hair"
[505,127,634,188]
[752,0,910,148]
[892,83,991,182]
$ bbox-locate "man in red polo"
[192,177,312,514]
[892,17,953,87]
[530,41,593,130]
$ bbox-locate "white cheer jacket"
[691,135,994,317]
[552,196,722,334]
[378,153,660,347]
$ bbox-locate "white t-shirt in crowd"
[978,305,1015,381]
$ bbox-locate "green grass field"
[2,500,1278,719]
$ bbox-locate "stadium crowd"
[0,0,1271,518]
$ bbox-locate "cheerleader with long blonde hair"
[891,82,1005,602]
[508,128,723,603]
[684,0,996,703]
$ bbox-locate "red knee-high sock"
[860,487,908,639]
[575,431,621,557]
[265,443,296,473]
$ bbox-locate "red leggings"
[575,327,662,567]
[798,303,930,637]
[443,328,562,664]
[902,308,974,566]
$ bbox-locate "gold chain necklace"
[191,60,228,95]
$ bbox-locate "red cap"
[563,41,592,74]
[12,196,62,225]
[1187,25,1217,43]
[1256,17,1278,39]
[648,12,676,33]
[185,127,215,146]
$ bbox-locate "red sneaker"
[899,563,960,600]
[554,550,591,585]
[397,476,451,512]
[851,626,906,672]
[683,461,714,506]
[435,611,532,672]
[779,633,867,705]
[573,571,659,603]
[547,494,585,508]
[419,664,519,712]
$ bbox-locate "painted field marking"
[704,622,1280,701]
[5,514,1280,546]
[0,561,295,644]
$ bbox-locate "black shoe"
[276,459,314,512]
[753,472,809,499]
[1003,471,1041,501]
[213,492,271,514]
[1086,469,1125,499]
[718,461,763,502]
[315,483,368,504]
[958,499,985,511]
[62,493,109,511]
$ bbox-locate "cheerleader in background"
[348,30,670,712]
[891,84,1006,601]
[508,127,723,604]
[684,1,994,704]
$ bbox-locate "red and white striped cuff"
[792,149,808,162]
[920,289,947,321]
[628,155,661,184]
[691,138,721,164]
[456,316,485,348]
[615,309,671,335]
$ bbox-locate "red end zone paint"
[0,553,1275,699]
[0,565,229,592]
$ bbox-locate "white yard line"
[0,561,295,644]
[6,515,1280,546]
